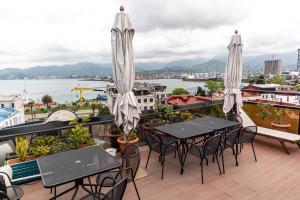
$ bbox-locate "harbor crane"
[71,87,105,103]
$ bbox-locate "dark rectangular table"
[38,146,121,200]
[155,121,214,174]
[189,116,240,130]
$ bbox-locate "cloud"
[0,0,299,69]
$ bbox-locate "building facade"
[297,49,300,72]
[0,108,24,129]
[107,82,167,112]
[264,59,282,76]
[0,95,25,127]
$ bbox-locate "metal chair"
[95,144,141,200]
[169,116,183,123]
[145,132,177,179]
[239,126,258,161]
[220,128,241,173]
[0,172,24,200]
[101,177,128,200]
[188,134,223,183]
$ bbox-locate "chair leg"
[235,143,239,166]
[161,155,165,179]
[215,153,222,175]
[145,150,152,169]
[131,173,141,200]
[251,142,257,162]
[221,150,225,174]
[200,159,204,184]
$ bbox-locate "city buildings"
[106,82,167,112]
[167,95,213,109]
[264,59,282,76]
[0,108,24,129]
[298,49,300,72]
[0,95,25,128]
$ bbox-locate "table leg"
[176,139,188,175]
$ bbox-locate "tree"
[296,84,300,91]
[27,101,35,120]
[265,76,284,84]
[41,95,53,110]
[196,86,206,96]
[70,103,80,113]
[171,88,190,95]
[90,103,97,116]
[205,80,220,97]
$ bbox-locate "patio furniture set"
[144,115,258,183]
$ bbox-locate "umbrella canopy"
[111,10,141,134]
[223,32,243,115]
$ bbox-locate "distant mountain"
[0,62,111,79]
[191,60,226,72]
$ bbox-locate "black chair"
[101,177,128,200]
[220,128,241,173]
[239,126,258,161]
[82,177,128,200]
[0,172,24,200]
[95,144,141,200]
[169,116,183,123]
[145,132,177,179]
[188,134,223,183]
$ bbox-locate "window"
[150,98,153,102]
[156,95,159,99]
[144,106,147,110]
[11,103,14,108]
[144,99,147,103]
[150,106,153,110]
[138,99,141,103]
[1,104,3,108]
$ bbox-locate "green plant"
[210,102,223,118]
[179,111,193,121]
[128,129,138,141]
[50,140,79,154]
[171,88,190,95]
[257,103,273,120]
[272,108,286,124]
[196,86,206,96]
[205,80,223,97]
[154,101,174,122]
[97,103,110,116]
[66,117,95,145]
[31,146,50,157]
[42,95,53,109]
[265,76,285,84]
[16,137,29,161]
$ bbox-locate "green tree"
[296,84,300,91]
[171,88,190,95]
[41,95,53,110]
[27,101,35,120]
[90,103,97,116]
[196,86,206,96]
[70,103,80,113]
[265,76,284,84]
[205,80,220,97]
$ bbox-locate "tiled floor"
[21,136,300,200]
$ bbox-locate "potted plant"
[179,111,193,121]
[65,117,96,148]
[30,135,57,157]
[107,122,124,149]
[256,103,272,120]
[7,137,36,164]
[117,129,139,154]
[271,108,291,130]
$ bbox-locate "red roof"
[167,95,212,106]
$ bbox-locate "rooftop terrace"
[20,136,300,200]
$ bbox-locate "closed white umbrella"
[111,6,141,134]
[223,30,243,115]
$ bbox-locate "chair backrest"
[226,114,243,124]
[103,177,128,200]
[225,128,240,145]
[49,138,79,154]
[149,119,164,131]
[145,132,160,150]
[203,134,222,156]
[170,116,183,123]
[122,144,140,179]
[0,175,7,199]
[240,126,257,143]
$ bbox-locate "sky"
[0,0,300,69]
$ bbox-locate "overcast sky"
[0,0,299,69]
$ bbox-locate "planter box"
[10,160,41,185]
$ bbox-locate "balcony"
[20,137,300,200]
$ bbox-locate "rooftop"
[20,137,300,200]
[0,108,20,122]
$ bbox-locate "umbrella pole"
[233,94,237,115]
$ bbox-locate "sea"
[0,79,205,103]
